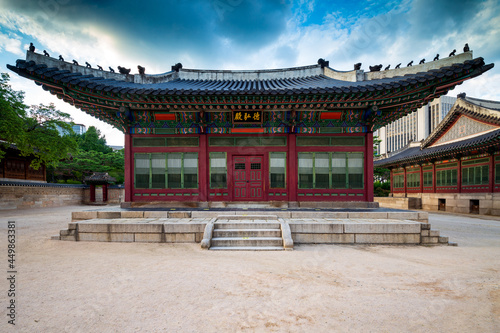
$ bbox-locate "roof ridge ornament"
[317,58,329,68]
[172,63,183,72]
[117,66,131,74]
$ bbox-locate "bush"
[374,181,391,197]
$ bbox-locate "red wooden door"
[233,156,263,200]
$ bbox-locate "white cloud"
[0,31,24,56]
[0,10,136,70]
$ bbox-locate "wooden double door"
[233,155,263,200]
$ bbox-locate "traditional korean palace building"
[375,94,500,215]
[7,49,493,206]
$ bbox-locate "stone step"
[213,229,282,238]
[217,215,278,221]
[439,236,449,243]
[430,230,440,237]
[214,222,281,230]
[60,229,76,237]
[211,237,283,247]
[210,246,284,251]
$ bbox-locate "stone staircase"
[210,222,284,250]
[421,223,452,245]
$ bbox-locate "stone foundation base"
[377,193,500,216]
[55,209,450,246]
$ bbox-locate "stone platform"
[54,209,451,247]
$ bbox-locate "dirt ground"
[1,205,499,332]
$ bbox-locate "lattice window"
[270,152,286,188]
[210,152,227,189]
[134,153,198,189]
[298,152,364,189]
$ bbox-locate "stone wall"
[0,184,124,210]
[375,196,422,210]
[377,193,500,216]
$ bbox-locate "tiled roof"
[464,96,500,111]
[8,54,492,97]
[84,172,116,184]
[375,128,500,167]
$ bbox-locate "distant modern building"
[72,123,87,135]
[375,96,456,155]
[56,123,87,136]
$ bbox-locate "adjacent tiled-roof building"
[375,94,500,215]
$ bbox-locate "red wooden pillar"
[489,153,495,192]
[90,184,96,202]
[366,132,374,202]
[390,168,394,194]
[103,184,108,202]
[419,164,424,193]
[432,162,436,193]
[457,158,462,193]
[288,132,297,202]
[124,131,132,202]
[199,134,208,202]
[403,166,407,197]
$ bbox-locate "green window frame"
[209,136,286,147]
[296,136,365,147]
[407,172,420,188]
[423,172,433,187]
[393,174,404,188]
[134,153,198,189]
[133,137,199,147]
[462,165,489,186]
[436,169,457,187]
[209,152,227,189]
[270,152,286,189]
[298,152,364,189]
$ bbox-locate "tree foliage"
[76,126,113,154]
[50,126,124,184]
[0,73,77,169]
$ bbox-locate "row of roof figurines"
[27,42,470,76]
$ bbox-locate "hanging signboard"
[232,110,262,124]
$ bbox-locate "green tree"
[76,126,113,154]
[0,73,77,168]
[50,126,124,184]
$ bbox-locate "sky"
[0,0,499,146]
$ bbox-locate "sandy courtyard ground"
[0,205,499,332]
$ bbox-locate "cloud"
[0,0,292,71]
[0,30,24,56]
